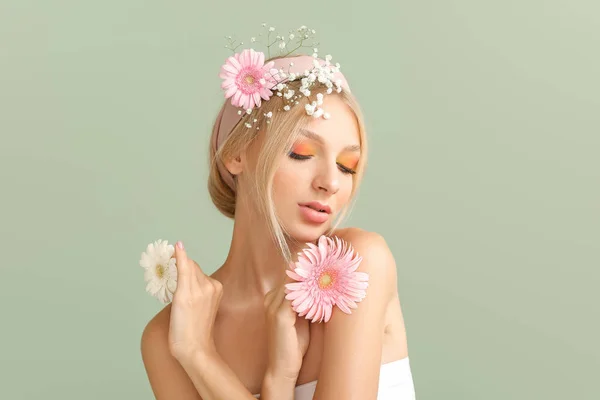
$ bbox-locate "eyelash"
[288,152,357,175]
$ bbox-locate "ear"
[224,152,244,176]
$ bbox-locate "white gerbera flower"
[139,239,178,304]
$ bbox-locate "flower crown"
[219,24,347,130]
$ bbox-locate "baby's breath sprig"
[224,35,244,53]
[218,23,347,127]
[278,25,319,58]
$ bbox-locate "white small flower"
[298,25,307,31]
[269,27,275,32]
[313,48,318,53]
[283,105,291,111]
[289,73,297,80]
[251,37,256,42]
[325,54,332,62]
[237,110,243,115]
[311,29,316,34]
[313,108,324,118]
[326,87,333,94]
[324,112,331,120]
[266,111,273,118]
[245,122,252,128]
[284,89,295,99]
[246,108,252,115]
[277,92,282,96]
[262,23,267,27]
[312,53,318,58]
[253,118,258,122]
[139,240,177,304]
[289,33,295,40]
[276,83,285,91]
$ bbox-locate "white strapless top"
[252,356,416,399]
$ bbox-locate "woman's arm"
[311,228,398,400]
[259,368,300,400]
[180,347,302,400]
[141,307,203,400]
[141,306,296,400]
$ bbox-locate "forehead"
[302,96,360,147]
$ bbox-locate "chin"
[282,217,331,245]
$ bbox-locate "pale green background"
[1,0,598,399]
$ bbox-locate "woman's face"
[273,95,361,243]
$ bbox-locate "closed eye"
[288,152,356,175]
[288,151,311,160]
[337,163,356,175]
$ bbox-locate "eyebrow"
[299,128,361,152]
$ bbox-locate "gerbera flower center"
[318,271,336,289]
[235,67,264,94]
[155,264,165,279]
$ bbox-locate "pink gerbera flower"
[219,48,277,110]
[284,235,369,323]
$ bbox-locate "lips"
[299,204,330,224]
[299,201,332,214]
[305,205,327,212]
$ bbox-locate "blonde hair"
[208,55,368,264]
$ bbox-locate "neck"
[212,198,304,314]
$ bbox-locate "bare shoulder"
[332,227,398,297]
[311,227,400,398]
[141,304,203,400]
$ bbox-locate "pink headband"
[210,54,351,191]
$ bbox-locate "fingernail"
[176,241,184,250]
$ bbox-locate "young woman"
[141,40,416,399]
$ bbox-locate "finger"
[263,287,278,308]
[269,281,289,315]
[173,241,192,284]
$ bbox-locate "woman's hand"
[168,241,223,363]
[263,273,311,381]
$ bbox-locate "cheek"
[339,181,353,202]
[275,159,310,182]
[273,160,309,196]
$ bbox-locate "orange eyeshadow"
[291,142,316,155]
[337,154,359,169]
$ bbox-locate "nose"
[313,163,340,194]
